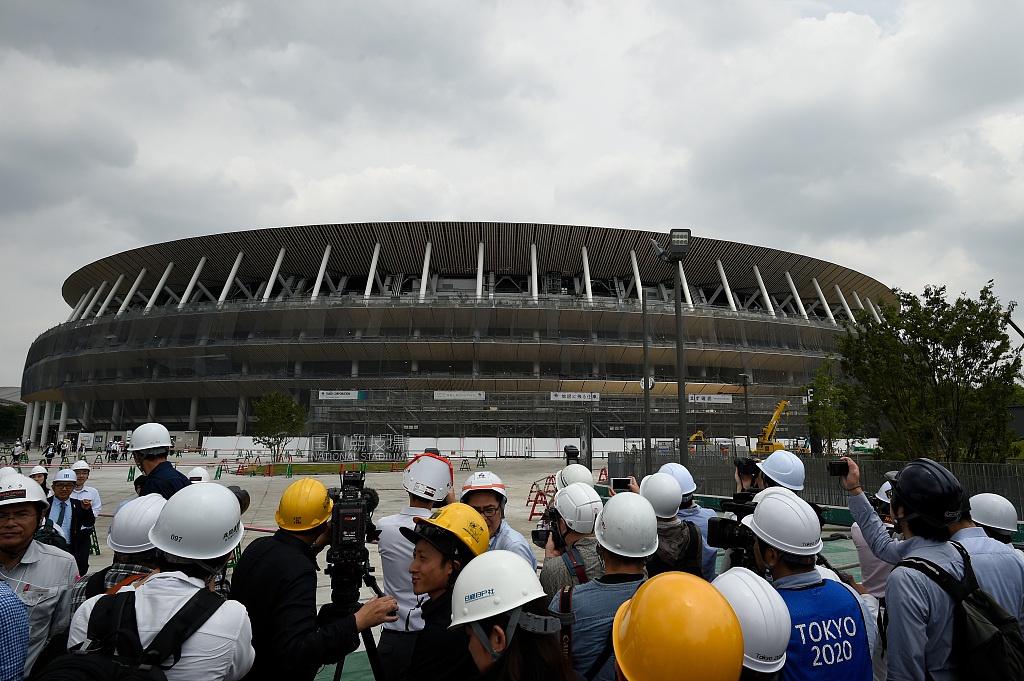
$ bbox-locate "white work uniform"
[70,486,102,515]
[376,506,432,632]
[69,571,254,681]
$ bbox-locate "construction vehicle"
[755,400,790,455]
[689,430,707,443]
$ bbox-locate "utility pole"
[740,373,751,453]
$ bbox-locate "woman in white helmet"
[713,567,791,680]
[67,483,255,680]
[28,465,50,495]
[451,550,574,681]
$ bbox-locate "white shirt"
[69,571,254,681]
[70,486,102,516]
[376,506,432,632]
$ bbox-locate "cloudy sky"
[3,1,1024,388]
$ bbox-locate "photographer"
[538,482,604,600]
[376,453,454,681]
[639,472,704,578]
[734,450,805,494]
[660,463,719,580]
[231,478,398,681]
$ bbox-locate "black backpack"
[33,518,70,554]
[33,588,223,681]
[896,541,1024,681]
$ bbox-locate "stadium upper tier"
[21,222,892,440]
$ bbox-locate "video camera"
[531,507,567,550]
[734,457,760,479]
[706,492,759,570]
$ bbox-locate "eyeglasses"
[0,510,36,522]
[471,505,501,518]
[52,483,75,490]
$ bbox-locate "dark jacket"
[231,530,359,681]
[646,519,703,578]
[401,588,478,681]
[48,496,95,574]
[140,460,191,499]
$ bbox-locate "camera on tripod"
[324,471,381,580]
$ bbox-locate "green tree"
[251,392,307,462]
[0,403,27,441]
[839,282,1021,462]
[805,355,863,456]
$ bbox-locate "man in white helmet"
[460,471,537,568]
[376,452,455,681]
[68,483,255,680]
[549,491,659,681]
[128,423,191,499]
[659,462,719,580]
[639,472,704,578]
[187,466,211,483]
[47,469,95,575]
[0,474,78,676]
[713,567,792,681]
[539,482,605,599]
[970,492,1024,561]
[743,490,874,681]
[555,463,595,490]
[69,494,166,614]
[69,460,102,516]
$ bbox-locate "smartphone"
[611,477,631,491]
[827,460,850,477]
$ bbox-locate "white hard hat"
[403,453,454,502]
[54,469,76,483]
[70,460,91,471]
[970,493,1018,534]
[815,565,842,582]
[148,483,245,561]
[658,462,697,495]
[0,467,16,479]
[30,466,48,476]
[713,567,791,674]
[875,481,893,504]
[552,482,604,534]
[742,491,822,557]
[556,463,594,490]
[594,492,659,558]
[752,486,797,503]
[108,495,167,554]
[187,467,211,483]
[460,471,507,502]
[129,423,172,452]
[639,472,684,518]
[756,450,805,491]
[0,474,49,510]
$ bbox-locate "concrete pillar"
[189,397,199,431]
[96,274,126,318]
[82,401,93,430]
[351,360,359,378]
[29,402,40,446]
[146,262,175,312]
[57,401,68,441]
[80,282,109,320]
[476,242,485,301]
[147,398,157,423]
[178,257,207,310]
[112,400,122,431]
[22,402,33,442]
[117,268,148,317]
[39,401,53,446]
[311,245,332,301]
[236,397,248,435]
[419,242,432,302]
[582,246,594,303]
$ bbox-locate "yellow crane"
[755,400,790,455]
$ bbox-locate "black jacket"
[140,460,191,499]
[230,530,359,681]
[401,588,478,681]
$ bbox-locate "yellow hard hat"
[613,572,744,681]
[401,503,489,564]
[276,478,333,531]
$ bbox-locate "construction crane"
[755,400,790,456]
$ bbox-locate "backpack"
[896,541,1024,681]
[34,518,70,553]
[33,588,224,681]
[646,520,703,578]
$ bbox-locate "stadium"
[19,222,892,459]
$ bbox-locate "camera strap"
[561,547,589,585]
[556,585,576,661]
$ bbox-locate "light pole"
[740,373,751,453]
[652,229,693,466]
[642,282,653,478]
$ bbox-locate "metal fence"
[608,450,1024,520]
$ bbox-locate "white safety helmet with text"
[54,469,76,483]
[640,472,684,518]
[742,491,822,557]
[556,463,595,490]
[148,483,245,567]
[713,567,791,674]
[552,482,604,534]
[403,453,454,502]
[756,450,805,490]
[108,495,167,554]
[970,493,1019,534]
[658,462,697,495]
[70,460,91,472]
[187,467,211,483]
[460,471,508,502]
[594,492,659,558]
[0,467,16,479]
[129,423,172,454]
[0,474,49,511]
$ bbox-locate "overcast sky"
[3,1,1024,389]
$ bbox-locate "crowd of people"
[2,423,1024,681]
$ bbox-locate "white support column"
[22,402,33,442]
[811,278,836,325]
[716,260,737,311]
[67,291,91,322]
[419,242,432,302]
[236,397,248,435]
[476,242,485,301]
[311,244,332,301]
[111,400,121,430]
[581,246,594,303]
[629,250,643,302]
[835,284,855,323]
[178,257,207,310]
[530,243,539,302]
[263,248,286,302]
[146,262,175,312]
[80,281,108,320]
[29,402,41,446]
[57,401,68,440]
[678,262,693,308]
[116,268,147,317]
[95,274,125,318]
[219,252,245,304]
[39,401,52,445]
[851,290,866,310]
[865,297,883,323]
[189,397,199,431]
[364,243,381,299]
[147,398,157,423]
[784,272,808,319]
[752,266,775,316]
